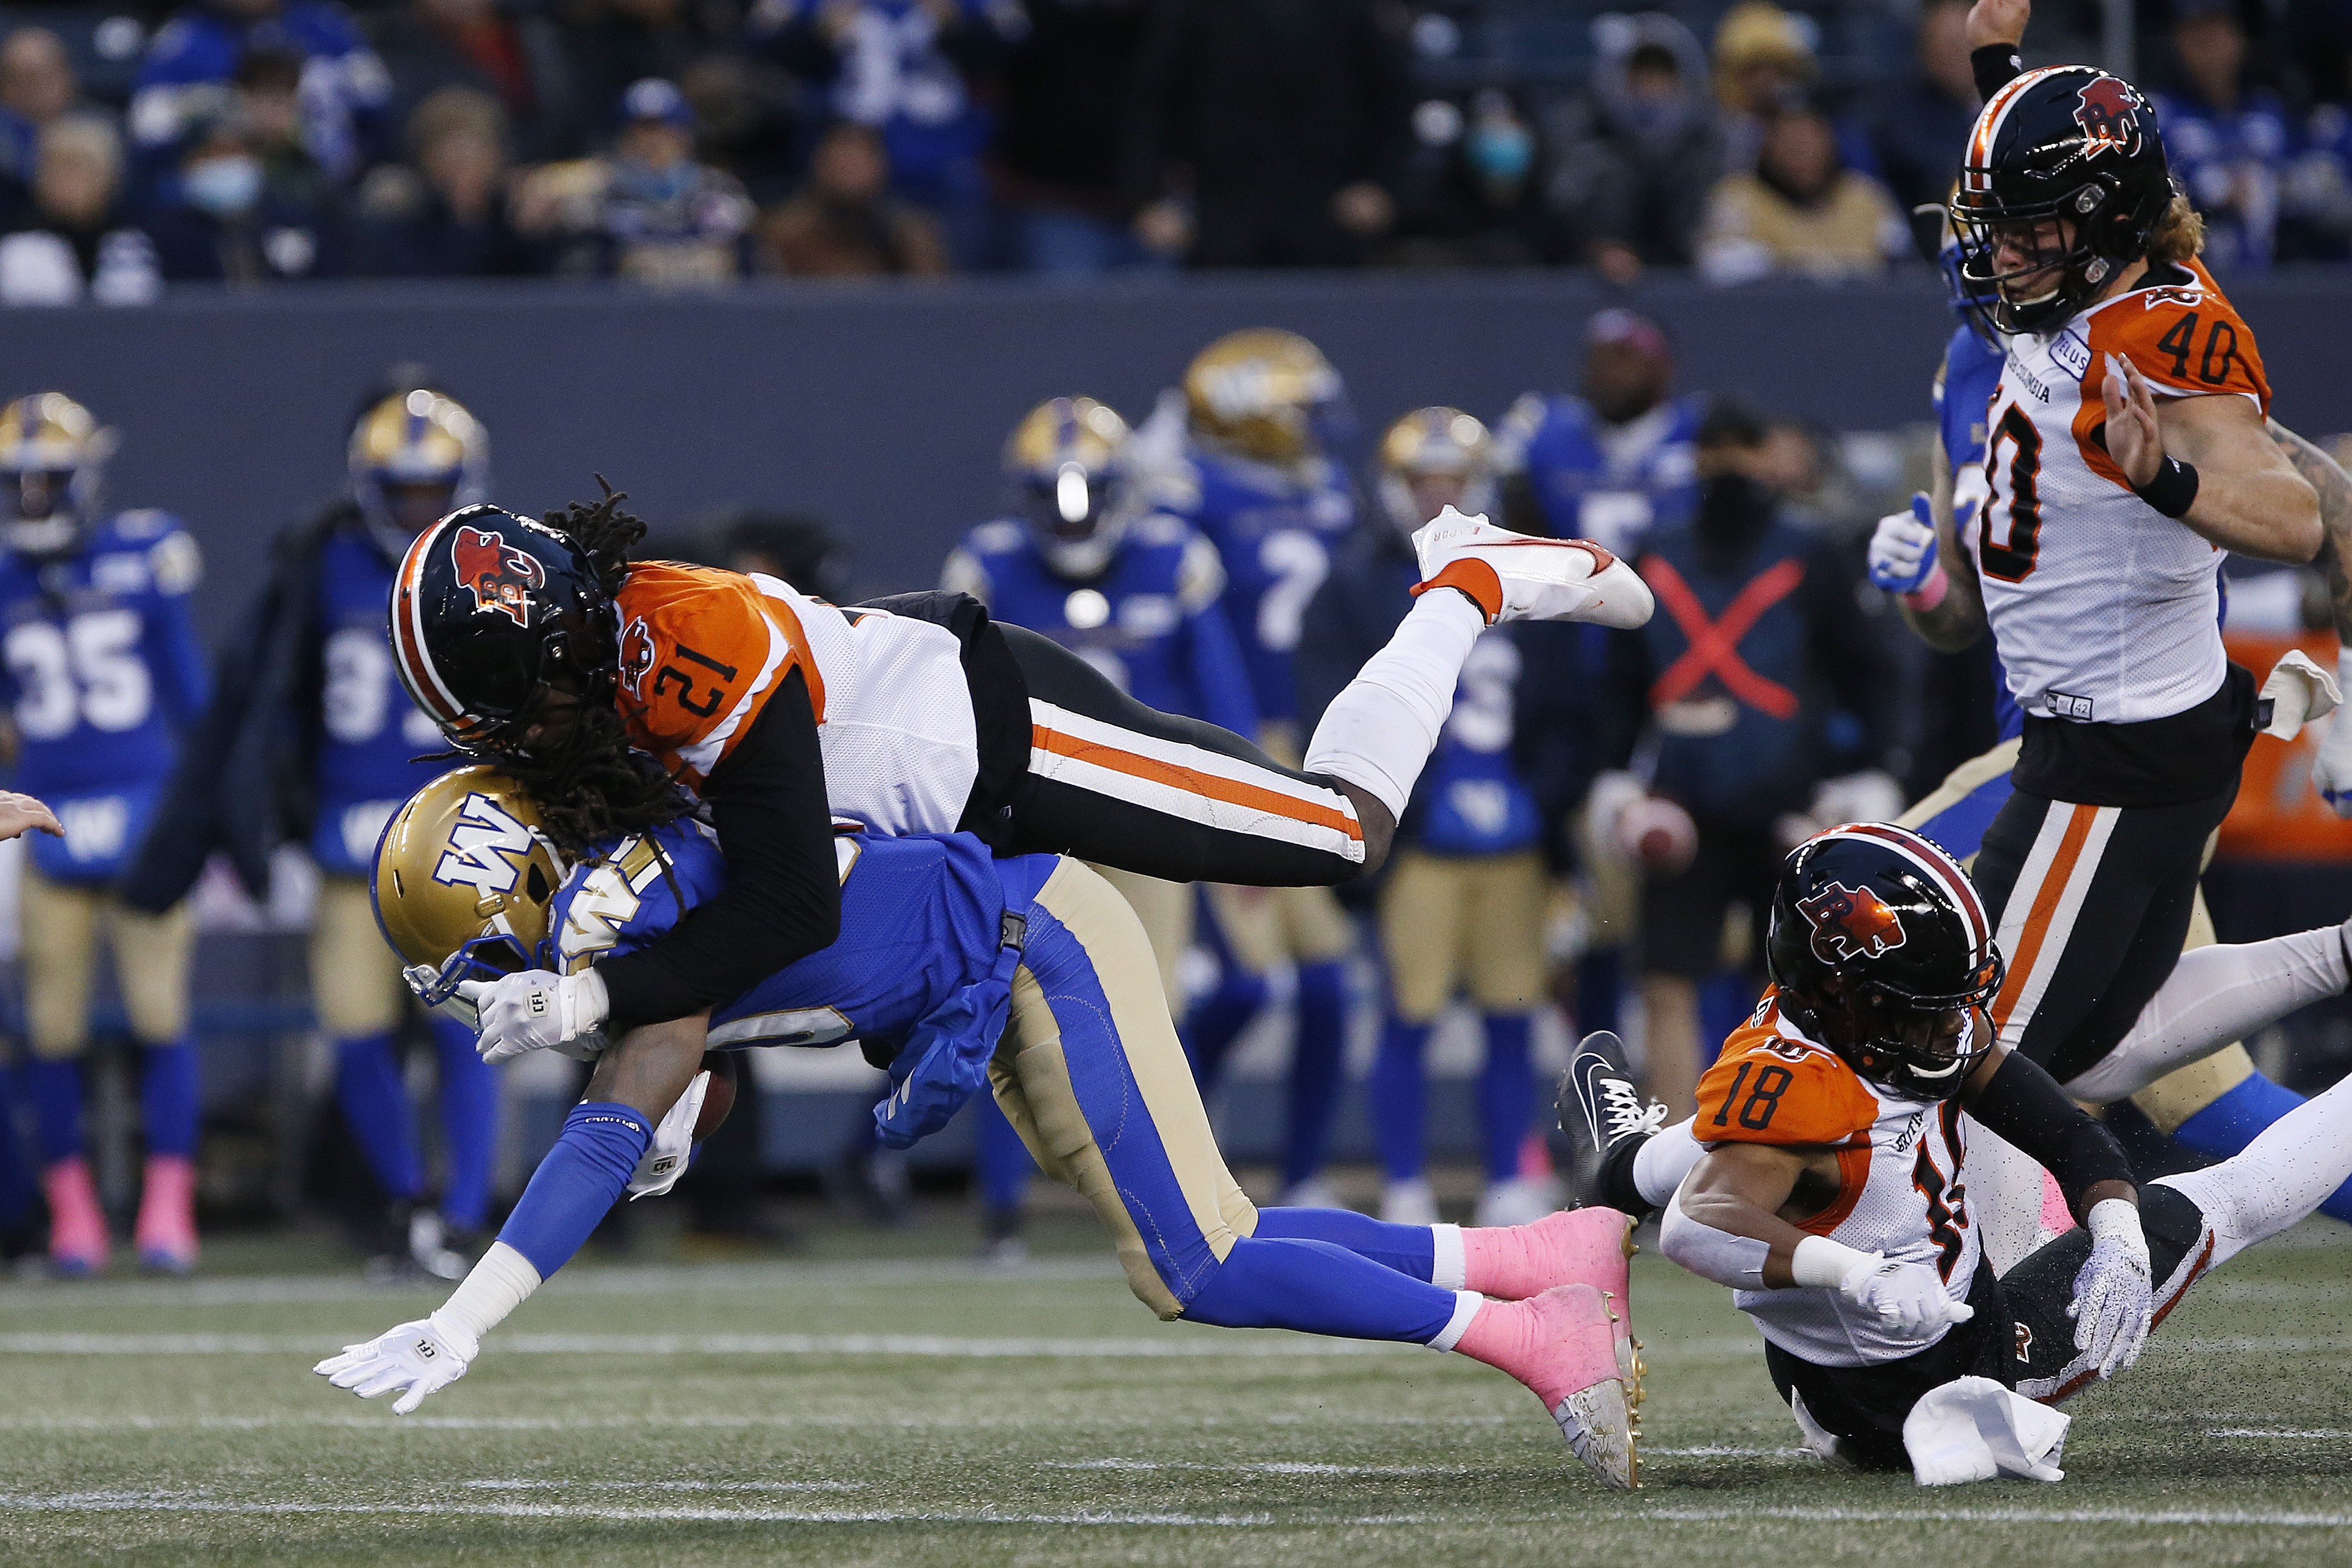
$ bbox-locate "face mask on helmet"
[352,390,492,556]
[1021,461,1130,578]
[4,469,82,555]
[1815,972,2001,1101]
[1375,408,1496,538]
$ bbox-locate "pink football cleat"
[1456,1284,1641,1488]
[1409,508,1655,628]
[42,1157,109,1278]
[133,1154,199,1275]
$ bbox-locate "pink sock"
[1461,1208,1628,1300]
[134,1154,198,1264]
[42,1157,108,1268]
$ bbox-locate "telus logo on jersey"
[452,525,545,627]
[2073,75,2148,158]
[1798,880,1909,963]
[432,791,539,894]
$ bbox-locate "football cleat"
[1461,1284,1640,1488]
[1409,508,1654,628]
[1380,1177,1440,1226]
[133,1154,198,1276]
[1560,1034,1668,1221]
[41,1157,109,1277]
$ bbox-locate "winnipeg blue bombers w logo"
[432,792,537,894]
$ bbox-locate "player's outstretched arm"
[0,792,62,842]
[1663,1142,1972,1336]
[314,1015,710,1412]
[2108,359,2321,563]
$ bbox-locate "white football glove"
[2069,1199,2152,1379]
[2315,654,2352,818]
[313,1311,478,1414]
[1867,493,1940,596]
[467,969,610,1064]
[1837,1253,1974,1338]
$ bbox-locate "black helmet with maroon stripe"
[390,504,618,753]
[1765,823,2006,1101]
[1948,65,2175,335]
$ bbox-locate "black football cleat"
[1559,1034,1667,1222]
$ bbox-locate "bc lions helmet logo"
[452,525,544,627]
[1798,880,1909,964]
[618,615,656,699]
[2073,75,2146,158]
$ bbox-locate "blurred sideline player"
[1146,330,1361,1207]
[125,387,496,1279]
[1492,309,1705,1043]
[1298,409,1557,1226]
[0,394,208,1276]
[1588,402,1897,1121]
[332,767,1647,1488]
[941,396,1255,1255]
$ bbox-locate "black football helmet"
[389,504,618,753]
[1765,823,2005,1101]
[1948,65,2175,335]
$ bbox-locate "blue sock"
[973,1093,1032,1218]
[431,1016,498,1230]
[1182,968,1268,1090]
[1478,1013,1535,1184]
[335,1032,423,1204]
[1182,1234,1458,1342]
[139,1037,200,1160]
[1253,1205,1435,1280]
[24,1057,83,1166]
[1282,959,1348,1190]
[496,1101,653,1279]
[2175,1072,2352,1224]
[1372,1015,1432,1182]
[1576,947,1623,1037]
[0,1060,34,1229]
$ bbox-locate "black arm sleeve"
[593,666,842,1026]
[1971,43,2024,101]
[1967,1051,2136,1221]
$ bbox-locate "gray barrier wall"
[7,269,2350,640]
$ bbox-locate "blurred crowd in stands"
[2,0,2351,298]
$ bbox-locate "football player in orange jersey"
[388,485,1654,1061]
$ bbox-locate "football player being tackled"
[317,765,1647,1488]
[1651,825,2352,1479]
[386,485,1651,1067]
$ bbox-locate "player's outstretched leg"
[990,860,1640,1486]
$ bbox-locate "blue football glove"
[1868,493,1939,596]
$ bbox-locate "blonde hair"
[2147,191,2205,265]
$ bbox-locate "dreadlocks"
[540,475,644,598]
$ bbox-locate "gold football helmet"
[0,392,114,557]
[1005,396,1134,578]
[373,764,568,1018]
[1181,329,1343,466]
[350,388,490,550]
[1376,406,1497,536]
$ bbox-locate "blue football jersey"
[0,512,208,882]
[1415,629,1543,857]
[312,530,453,877]
[1493,392,1703,556]
[943,513,1256,735]
[1176,450,1355,726]
[1935,323,2020,744]
[550,821,1019,1052]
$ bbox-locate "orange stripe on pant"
[1029,725,1364,844]
[1990,803,2099,1035]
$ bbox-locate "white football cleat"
[1411,507,1654,628]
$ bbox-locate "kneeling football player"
[317,767,1648,1487]
[1637,825,2352,1475]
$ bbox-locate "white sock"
[1430,1222,1467,1291]
[1633,1116,1706,1207]
[1304,590,1483,819]
[1425,1289,1484,1351]
[2156,1070,2352,1269]
[2064,928,2352,1102]
[434,1240,542,1347]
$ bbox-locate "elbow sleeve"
[1660,1190,1771,1292]
[1970,1052,2134,1219]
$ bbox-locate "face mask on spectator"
[185,154,263,218]
[1467,121,1534,186]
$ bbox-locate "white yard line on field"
[0,1330,1423,1359]
[0,1492,1274,1526]
[1645,1506,2352,1528]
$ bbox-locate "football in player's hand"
[1619,797,1698,875]
[695,1052,738,1142]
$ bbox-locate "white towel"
[1903,1376,2070,1486]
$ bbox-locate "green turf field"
[2,1218,2349,1567]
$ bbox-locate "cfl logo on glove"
[1798,881,1909,964]
[528,992,549,1016]
[414,1338,439,1360]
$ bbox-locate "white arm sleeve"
[1633,1116,1707,1207]
[1659,1188,1771,1291]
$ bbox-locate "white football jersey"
[1698,992,1983,1367]
[1971,260,2269,726]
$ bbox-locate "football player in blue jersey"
[1493,308,1704,557]
[1147,330,1362,1204]
[0,394,210,1276]
[1300,409,1561,1227]
[943,396,1257,1254]
[124,386,494,1279]
[324,766,1651,1489]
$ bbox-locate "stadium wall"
[13,269,2351,639]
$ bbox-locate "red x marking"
[1642,555,1805,720]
